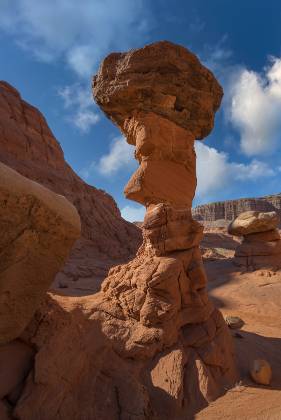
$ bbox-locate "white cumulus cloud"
[97,136,136,176]
[121,205,145,222]
[80,136,136,179]
[195,142,275,199]
[0,0,149,77]
[228,57,281,156]
[58,83,100,133]
[73,109,99,133]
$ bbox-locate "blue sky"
[1,0,281,221]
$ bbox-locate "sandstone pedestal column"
[93,41,237,416]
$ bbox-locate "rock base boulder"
[0,162,81,343]
[229,211,281,270]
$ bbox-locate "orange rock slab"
[0,162,81,343]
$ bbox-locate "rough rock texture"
[93,41,223,139]
[3,42,237,420]
[228,211,279,236]
[229,211,281,270]
[0,162,81,343]
[192,194,281,225]
[0,81,142,294]
[0,340,34,408]
[13,293,235,420]
[82,41,237,417]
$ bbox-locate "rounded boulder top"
[228,210,279,236]
[93,40,223,139]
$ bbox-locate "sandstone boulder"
[0,163,81,343]
[228,211,279,236]
[225,316,244,330]
[229,211,281,270]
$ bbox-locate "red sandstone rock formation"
[4,42,237,420]
[0,162,81,343]
[0,81,141,294]
[229,211,281,270]
[92,41,236,416]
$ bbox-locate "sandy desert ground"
[197,231,281,419]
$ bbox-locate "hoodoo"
[229,210,281,270]
[92,41,237,417]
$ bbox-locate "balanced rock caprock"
[229,211,281,270]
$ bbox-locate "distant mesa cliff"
[192,194,281,225]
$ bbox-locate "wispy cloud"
[58,83,99,133]
[201,35,234,78]
[0,0,150,78]
[1,1,150,133]
[121,205,145,222]
[98,136,136,176]
[189,18,205,34]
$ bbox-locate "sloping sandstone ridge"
[1,42,237,419]
[0,81,141,294]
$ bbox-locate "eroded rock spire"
[92,41,237,416]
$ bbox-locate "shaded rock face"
[193,194,281,225]
[229,211,281,270]
[0,162,81,343]
[0,81,142,294]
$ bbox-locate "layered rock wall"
[193,195,281,224]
